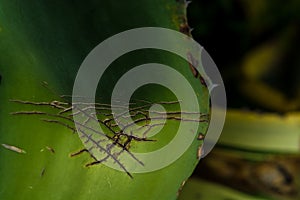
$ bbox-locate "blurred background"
[188,0,300,112]
[179,0,300,199]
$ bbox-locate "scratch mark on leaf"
[1,143,26,154]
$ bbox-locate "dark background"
[188,0,300,112]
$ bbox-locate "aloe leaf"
[178,178,267,200]
[200,110,300,200]
[195,147,300,200]
[0,1,210,199]
[219,110,300,153]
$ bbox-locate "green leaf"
[178,178,267,200]
[0,1,209,199]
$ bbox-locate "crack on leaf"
[11,98,209,177]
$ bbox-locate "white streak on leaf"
[1,143,26,154]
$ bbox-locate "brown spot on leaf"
[187,52,199,78]
[199,75,208,88]
[197,146,203,160]
[197,133,205,140]
[40,167,46,177]
[46,146,55,154]
[177,180,187,197]
[179,23,191,36]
